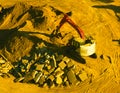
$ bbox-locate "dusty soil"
[0,0,120,93]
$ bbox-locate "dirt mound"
[0,2,85,87]
[0,3,59,59]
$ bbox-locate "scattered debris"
[67,69,79,85]
[58,61,66,70]
[78,71,88,81]
[0,3,92,88]
[0,42,88,88]
[0,54,12,77]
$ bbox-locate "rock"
[67,61,74,68]
[64,81,70,86]
[22,59,28,65]
[50,55,57,68]
[46,79,55,88]
[31,70,38,78]
[39,75,46,85]
[54,67,63,76]
[26,62,32,72]
[34,72,42,83]
[50,83,55,88]
[14,77,25,82]
[43,83,48,88]
[23,70,38,82]
[67,69,78,85]
[48,75,55,81]
[38,53,41,58]
[45,59,50,64]
[72,65,80,75]
[0,68,9,73]
[0,73,10,78]
[56,76,62,85]
[78,71,88,81]
[35,64,44,71]
[55,70,64,77]
[0,59,6,64]
[62,56,70,63]
[0,62,12,73]
[55,53,64,62]
[45,54,51,59]
[34,53,38,60]
[48,67,55,74]
[58,61,66,70]
[48,62,53,69]
[21,67,26,72]
[55,67,61,72]
[63,76,68,82]
[43,70,49,76]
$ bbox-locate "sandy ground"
[0,0,120,93]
